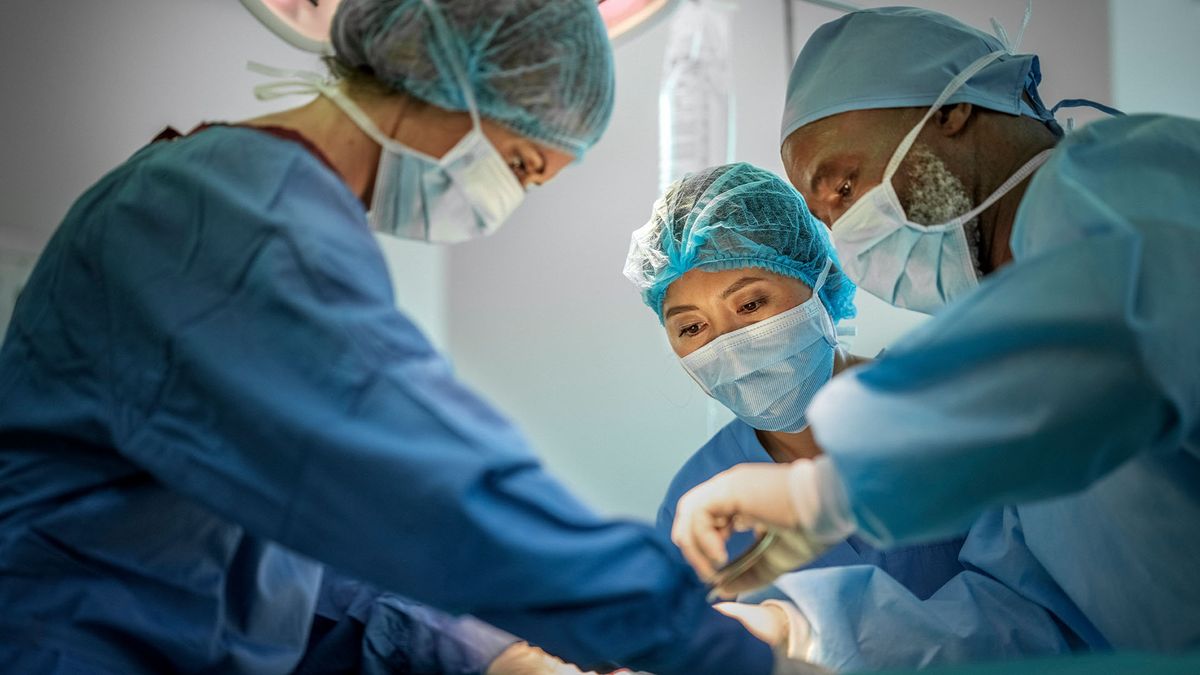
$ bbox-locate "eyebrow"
[721,276,766,299]
[663,276,768,320]
[809,163,831,194]
[663,304,699,320]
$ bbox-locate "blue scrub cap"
[624,162,857,324]
[331,0,615,157]
[780,6,1062,144]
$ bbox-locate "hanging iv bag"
[659,0,737,437]
[659,0,736,192]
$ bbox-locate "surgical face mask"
[248,62,524,245]
[364,114,525,243]
[680,260,837,433]
[829,50,1053,314]
[905,145,981,270]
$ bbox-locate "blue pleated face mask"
[680,259,837,432]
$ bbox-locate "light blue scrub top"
[799,114,1200,670]
[656,420,967,601]
[0,126,771,675]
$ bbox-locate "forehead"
[663,267,802,305]
[782,109,917,175]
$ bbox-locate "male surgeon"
[670,6,1200,671]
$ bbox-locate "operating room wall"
[0,1,446,344]
[1110,0,1200,118]
[445,0,1114,521]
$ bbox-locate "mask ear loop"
[420,0,527,202]
[881,49,1006,184]
[810,257,841,349]
[810,257,833,297]
[247,61,445,163]
[419,0,484,133]
[883,0,1033,184]
[939,147,1053,230]
[247,0,489,160]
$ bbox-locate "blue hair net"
[624,162,856,324]
[781,6,1062,144]
[331,0,615,157]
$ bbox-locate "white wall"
[1110,0,1200,118]
[0,1,445,346]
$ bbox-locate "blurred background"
[1,0,1197,520]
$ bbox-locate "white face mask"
[249,57,525,245]
[680,260,837,433]
[332,91,526,244]
[829,50,1053,314]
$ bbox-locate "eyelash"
[739,296,768,313]
[677,295,769,337]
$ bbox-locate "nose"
[806,193,839,228]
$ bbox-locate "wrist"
[787,456,856,544]
[730,463,805,529]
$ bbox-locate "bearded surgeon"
[670,6,1200,671]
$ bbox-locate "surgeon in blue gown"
[0,1,784,674]
[622,163,965,606]
[669,6,1200,672]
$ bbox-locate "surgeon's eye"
[837,180,852,199]
[678,322,705,338]
[739,297,768,314]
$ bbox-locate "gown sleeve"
[298,568,519,674]
[767,509,1077,671]
[95,134,772,675]
[807,115,1199,548]
[808,227,1175,546]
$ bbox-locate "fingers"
[713,602,788,646]
[695,514,731,573]
[671,490,728,580]
[486,642,592,675]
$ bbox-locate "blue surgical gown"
[798,114,1200,669]
[297,572,518,674]
[656,419,966,600]
[0,125,772,674]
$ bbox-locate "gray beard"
[904,144,983,278]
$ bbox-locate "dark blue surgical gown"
[0,125,771,674]
[656,419,967,602]
[796,114,1200,670]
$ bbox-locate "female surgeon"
[623,162,965,649]
[0,2,787,674]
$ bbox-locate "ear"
[933,102,974,137]
[510,138,549,179]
